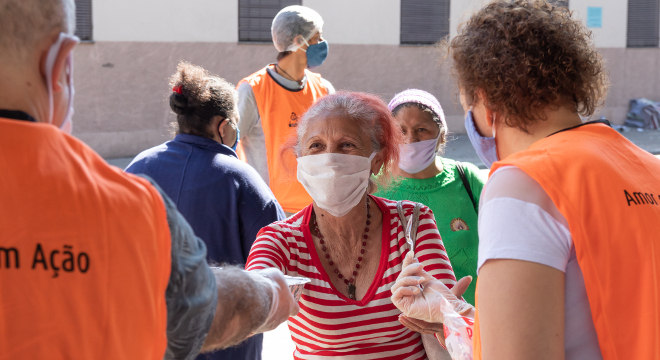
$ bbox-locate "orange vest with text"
[473,123,660,359]
[239,66,329,213]
[0,118,172,359]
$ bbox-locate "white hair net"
[271,5,324,52]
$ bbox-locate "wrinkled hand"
[391,252,473,324]
[398,315,444,334]
[252,268,299,333]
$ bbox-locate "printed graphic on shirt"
[450,218,469,231]
[289,112,299,127]
[623,189,659,206]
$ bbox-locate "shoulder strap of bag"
[396,201,422,248]
[397,201,450,359]
[456,162,478,214]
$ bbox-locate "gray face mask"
[465,110,498,168]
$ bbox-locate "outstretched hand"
[391,252,473,324]
[253,268,300,333]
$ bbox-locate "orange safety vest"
[238,65,329,213]
[472,122,660,359]
[0,118,172,359]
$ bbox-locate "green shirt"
[375,158,485,304]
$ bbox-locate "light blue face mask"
[231,127,240,152]
[465,110,498,168]
[303,39,329,68]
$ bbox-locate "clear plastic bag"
[441,297,474,360]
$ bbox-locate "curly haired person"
[391,1,660,359]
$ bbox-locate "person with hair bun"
[246,91,459,360]
[126,61,286,360]
[391,1,660,359]
[237,5,334,215]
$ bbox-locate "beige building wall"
[73,1,660,158]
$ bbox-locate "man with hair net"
[237,5,335,215]
[0,0,297,359]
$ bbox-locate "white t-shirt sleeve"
[477,166,572,273]
[237,81,270,183]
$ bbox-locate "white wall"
[304,0,400,45]
[91,0,638,48]
[450,0,629,48]
[570,0,628,48]
[93,0,399,45]
[449,0,490,38]
[93,0,238,42]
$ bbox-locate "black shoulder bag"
[456,163,478,213]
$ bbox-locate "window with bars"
[548,0,569,7]
[400,0,450,45]
[627,0,660,47]
[74,0,93,41]
[239,0,301,42]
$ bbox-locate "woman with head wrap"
[375,89,485,306]
[237,5,335,215]
[246,91,460,359]
[391,1,660,359]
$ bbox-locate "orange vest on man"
[472,122,660,359]
[0,118,172,359]
[238,66,329,213]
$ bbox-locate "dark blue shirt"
[126,134,285,360]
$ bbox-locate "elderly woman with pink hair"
[246,92,457,360]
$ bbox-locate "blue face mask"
[231,127,240,152]
[465,110,498,168]
[303,39,329,68]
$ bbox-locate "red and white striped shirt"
[246,196,456,360]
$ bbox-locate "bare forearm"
[479,259,564,359]
[200,266,272,352]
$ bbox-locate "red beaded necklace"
[311,198,371,300]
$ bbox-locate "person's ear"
[484,108,496,128]
[217,116,229,138]
[436,129,446,151]
[294,34,307,51]
[475,89,497,128]
[458,88,471,112]
[48,37,77,93]
[371,151,385,175]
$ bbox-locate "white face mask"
[44,33,78,134]
[297,152,376,217]
[398,136,439,174]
